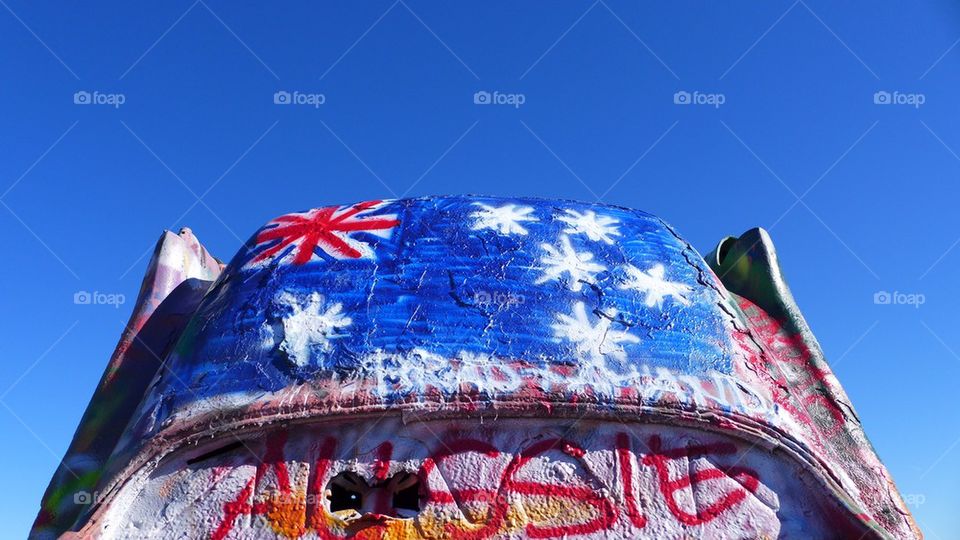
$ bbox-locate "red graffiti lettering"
[505,438,617,538]
[212,430,763,539]
[615,433,647,530]
[642,435,759,526]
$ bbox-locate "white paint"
[619,263,692,309]
[349,347,778,420]
[535,235,605,291]
[452,350,524,395]
[556,209,621,244]
[275,291,352,366]
[470,203,538,235]
[96,418,852,540]
[551,301,639,362]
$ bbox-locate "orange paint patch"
[265,492,307,538]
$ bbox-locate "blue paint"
[147,196,733,414]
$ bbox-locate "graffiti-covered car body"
[33,196,919,539]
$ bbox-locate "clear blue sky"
[1,1,958,537]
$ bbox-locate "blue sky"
[1,1,958,537]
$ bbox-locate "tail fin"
[31,228,222,539]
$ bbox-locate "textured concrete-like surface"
[98,418,871,539]
[33,197,918,539]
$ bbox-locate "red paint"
[616,433,648,529]
[423,437,618,539]
[211,477,255,540]
[212,430,293,540]
[734,297,849,444]
[213,429,766,539]
[421,439,507,540]
[562,442,585,458]
[259,429,291,492]
[507,439,617,538]
[307,437,338,531]
[252,200,399,264]
[641,435,759,526]
[211,430,313,540]
[373,442,393,482]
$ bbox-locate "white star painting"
[275,291,352,366]
[557,209,621,244]
[552,301,639,362]
[470,203,538,235]
[535,235,606,291]
[619,263,692,309]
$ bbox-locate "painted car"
[32,196,920,539]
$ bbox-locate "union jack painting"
[245,199,399,267]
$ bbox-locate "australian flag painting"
[142,196,738,425]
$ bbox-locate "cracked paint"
[32,197,918,539]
